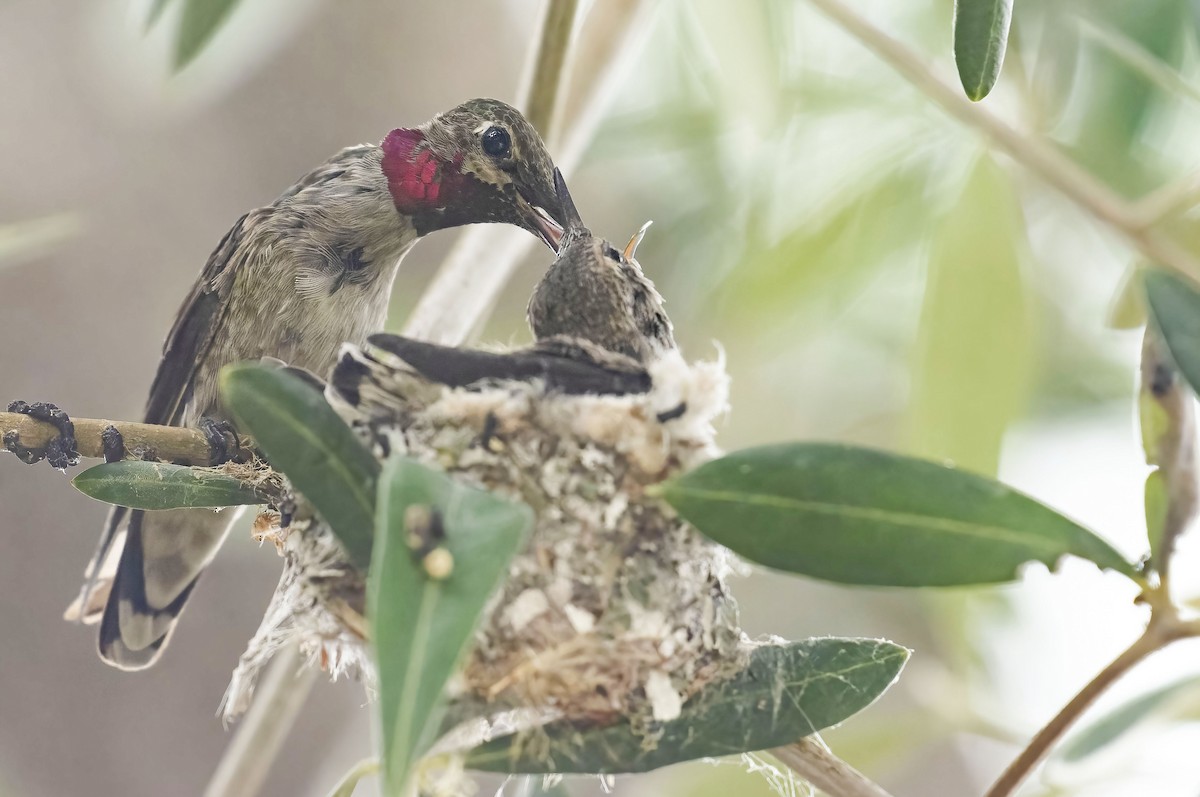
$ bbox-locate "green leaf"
[1107,264,1147,330]
[953,0,1013,101]
[1145,269,1200,397]
[72,461,264,510]
[1059,674,1200,762]
[220,363,379,568]
[372,456,533,796]
[909,155,1031,475]
[659,443,1138,586]
[175,0,243,70]
[465,638,908,774]
[1144,470,1169,567]
[146,0,174,30]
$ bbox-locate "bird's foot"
[199,417,241,465]
[4,400,81,470]
[100,425,126,463]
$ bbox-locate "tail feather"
[95,506,241,670]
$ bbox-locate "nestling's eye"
[481,126,512,159]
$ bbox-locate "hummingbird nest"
[221,336,746,745]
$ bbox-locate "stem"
[402,0,655,345]
[771,738,896,797]
[519,0,581,141]
[204,642,319,797]
[0,410,253,465]
[803,0,1200,285]
[983,612,1188,797]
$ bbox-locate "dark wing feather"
[143,212,247,426]
[77,213,248,621]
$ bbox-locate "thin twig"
[204,642,319,797]
[0,410,253,465]
[771,738,896,797]
[804,0,1200,284]
[402,0,655,345]
[982,614,1186,797]
[1130,170,1200,229]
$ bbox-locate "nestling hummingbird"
[527,170,674,363]
[72,98,569,670]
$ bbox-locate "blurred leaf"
[146,0,173,30]
[175,0,243,70]
[325,759,379,797]
[466,638,908,774]
[909,155,1031,475]
[220,363,378,568]
[1068,0,1187,193]
[1144,269,1200,396]
[1075,15,1200,104]
[1144,470,1169,564]
[1107,265,1148,329]
[659,443,1138,586]
[724,167,932,327]
[954,0,1014,100]
[72,461,264,509]
[372,456,532,796]
[1059,675,1200,761]
[0,215,82,271]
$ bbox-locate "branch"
[402,0,656,345]
[0,410,252,466]
[982,610,1189,797]
[520,0,581,141]
[804,0,1200,285]
[204,642,319,797]
[771,738,896,797]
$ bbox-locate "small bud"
[404,504,435,551]
[422,547,454,580]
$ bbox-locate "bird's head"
[381,98,567,250]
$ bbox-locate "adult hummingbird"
[72,98,569,670]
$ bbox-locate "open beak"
[624,220,653,261]
[517,192,565,252]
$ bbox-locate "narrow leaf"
[1059,675,1200,761]
[325,758,379,797]
[909,155,1030,474]
[72,460,264,510]
[660,443,1137,586]
[465,638,908,774]
[220,363,379,568]
[146,0,174,30]
[1145,269,1200,396]
[953,0,1014,101]
[372,456,532,796]
[175,0,242,70]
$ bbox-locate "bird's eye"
[481,126,512,159]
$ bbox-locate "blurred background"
[4,0,1200,795]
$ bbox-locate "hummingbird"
[330,169,675,402]
[71,98,569,670]
[527,170,674,363]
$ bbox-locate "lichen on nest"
[222,341,746,753]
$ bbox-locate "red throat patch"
[382,128,465,215]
